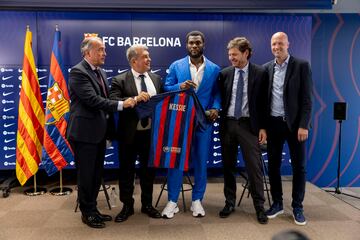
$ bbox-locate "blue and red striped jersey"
[136,89,208,171]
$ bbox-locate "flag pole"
[50,170,73,196]
[24,174,47,196]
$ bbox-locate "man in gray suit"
[110,44,162,222]
[67,37,136,228]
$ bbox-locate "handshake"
[123,91,151,109]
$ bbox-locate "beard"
[187,48,204,59]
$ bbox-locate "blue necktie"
[234,69,244,119]
[139,74,149,127]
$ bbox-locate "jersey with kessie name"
[135,89,208,171]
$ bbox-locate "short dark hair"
[186,30,205,43]
[227,37,252,60]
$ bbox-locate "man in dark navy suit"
[218,37,268,224]
[263,32,313,226]
[67,37,136,228]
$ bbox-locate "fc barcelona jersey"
[135,89,208,171]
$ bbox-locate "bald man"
[263,32,313,226]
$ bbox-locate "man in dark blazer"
[218,37,268,224]
[110,44,162,222]
[67,37,136,228]
[263,32,313,226]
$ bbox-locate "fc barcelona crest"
[84,33,98,39]
[45,82,70,125]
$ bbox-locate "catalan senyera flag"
[16,27,45,186]
[42,28,73,176]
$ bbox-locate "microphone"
[205,110,210,117]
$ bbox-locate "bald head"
[271,32,289,64]
[272,32,289,42]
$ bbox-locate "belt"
[225,116,250,121]
[270,116,287,122]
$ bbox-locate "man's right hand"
[135,91,151,103]
[180,80,197,90]
[123,98,136,108]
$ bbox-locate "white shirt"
[189,56,205,90]
[131,69,157,97]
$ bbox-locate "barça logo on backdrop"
[45,82,69,125]
[84,33,98,39]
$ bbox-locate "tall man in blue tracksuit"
[161,30,221,218]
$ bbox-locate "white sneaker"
[190,200,205,217]
[161,201,179,219]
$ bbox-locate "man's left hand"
[206,109,219,122]
[258,129,267,145]
[298,128,309,142]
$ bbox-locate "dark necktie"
[139,74,149,128]
[234,69,244,119]
[94,69,107,97]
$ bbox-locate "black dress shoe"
[115,205,134,222]
[96,210,112,222]
[141,205,161,218]
[219,204,235,218]
[256,209,269,224]
[81,214,105,228]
